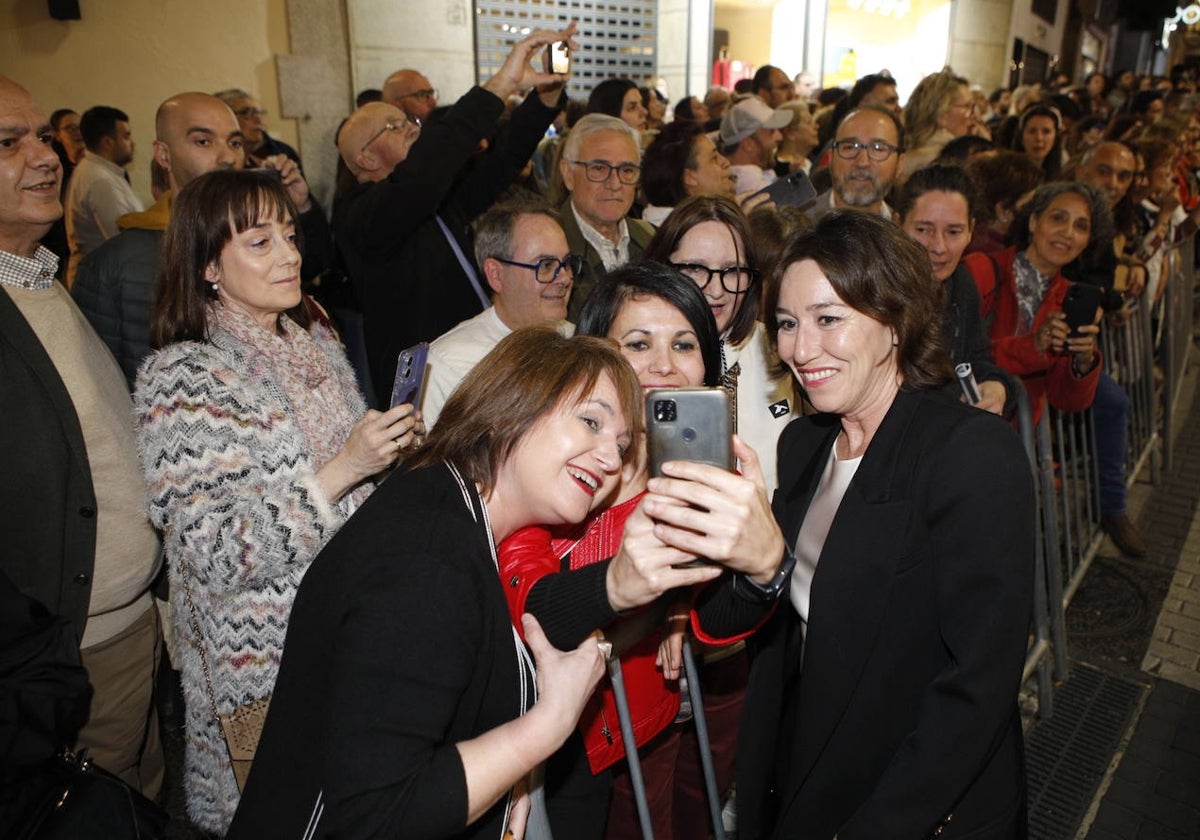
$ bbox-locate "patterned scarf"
[1013,250,1051,335]
[211,305,369,508]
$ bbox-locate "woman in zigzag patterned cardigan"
[133,170,422,834]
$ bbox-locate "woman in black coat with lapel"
[736,211,1036,840]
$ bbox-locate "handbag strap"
[180,570,223,725]
[435,214,491,310]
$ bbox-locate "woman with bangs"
[134,169,422,833]
[645,195,796,494]
[498,263,787,840]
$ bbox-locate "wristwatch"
[733,545,797,603]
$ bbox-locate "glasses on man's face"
[398,88,437,102]
[670,262,755,295]
[360,115,421,153]
[567,159,642,185]
[831,139,903,162]
[235,107,268,119]
[494,254,584,284]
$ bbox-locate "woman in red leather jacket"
[499,262,782,840]
[961,181,1107,420]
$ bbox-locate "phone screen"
[544,41,570,75]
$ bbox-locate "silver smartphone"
[645,388,733,478]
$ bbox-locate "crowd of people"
[2,20,1195,840]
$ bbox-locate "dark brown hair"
[643,195,761,345]
[151,169,309,347]
[764,209,952,389]
[409,327,644,494]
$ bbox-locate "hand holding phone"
[745,170,817,209]
[1061,282,1104,338]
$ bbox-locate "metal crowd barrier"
[1019,231,1196,718]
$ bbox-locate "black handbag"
[9,747,167,840]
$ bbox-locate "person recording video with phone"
[499,263,785,840]
[961,181,1107,421]
[738,211,1035,839]
[133,169,422,834]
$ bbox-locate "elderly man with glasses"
[383,69,440,124]
[556,112,655,321]
[421,197,579,427]
[802,104,907,221]
[335,24,576,402]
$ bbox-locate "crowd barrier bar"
[1019,231,1196,718]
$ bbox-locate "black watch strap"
[733,545,797,602]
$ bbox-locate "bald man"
[382,68,438,123]
[72,92,329,386]
[0,76,163,796]
[333,24,574,401]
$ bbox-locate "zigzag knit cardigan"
[134,316,369,834]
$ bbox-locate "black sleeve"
[297,198,332,284]
[953,269,1019,415]
[524,560,618,650]
[692,571,777,640]
[445,89,564,224]
[335,86,506,260]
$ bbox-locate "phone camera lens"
[653,400,677,423]
[681,427,697,443]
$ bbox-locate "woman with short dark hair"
[740,210,1035,838]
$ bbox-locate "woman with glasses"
[498,263,785,840]
[901,67,987,179]
[645,195,795,493]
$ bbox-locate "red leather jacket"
[963,247,1101,419]
[498,492,760,773]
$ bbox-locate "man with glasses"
[214,88,303,170]
[422,198,577,427]
[335,25,575,401]
[804,105,905,221]
[383,69,439,124]
[557,113,654,321]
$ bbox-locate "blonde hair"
[903,68,967,150]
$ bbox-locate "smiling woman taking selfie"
[134,169,421,833]
[737,211,1035,839]
[229,328,645,839]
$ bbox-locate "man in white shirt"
[64,105,142,285]
[557,113,654,320]
[719,97,790,194]
[423,198,577,427]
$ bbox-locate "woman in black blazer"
[736,211,1036,840]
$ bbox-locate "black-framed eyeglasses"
[494,254,584,284]
[567,159,642,185]
[397,88,437,102]
[360,115,421,153]
[234,107,268,118]
[832,139,904,161]
[670,262,755,295]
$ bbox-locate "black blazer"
[0,285,97,642]
[737,388,1035,840]
[229,463,529,840]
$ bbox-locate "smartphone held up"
[544,41,571,75]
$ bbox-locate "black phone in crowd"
[645,388,733,478]
[747,170,818,209]
[1061,283,1104,337]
